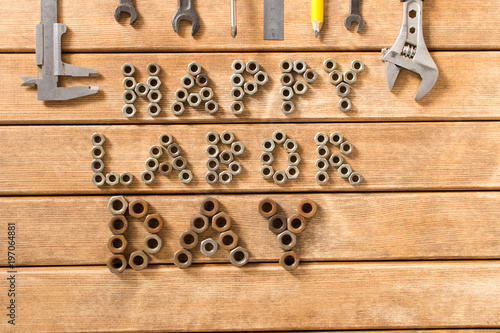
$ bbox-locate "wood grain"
[1,0,499,52]
[1,192,499,266]
[0,122,499,195]
[2,262,499,332]
[3,52,499,124]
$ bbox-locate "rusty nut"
[230,246,250,267]
[107,254,127,273]
[143,214,163,233]
[280,251,300,271]
[287,215,306,234]
[143,234,163,254]
[107,235,127,254]
[269,214,287,234]
[277,230,297,251]
[298,199,317,218]
[109,215,128,235]
[174,249,192,269]
[212,212,231,232]
[128,198,148,218]
[200,197,219,217]
[129,251,148,271]
[258,198,278,218]
[179,229,199,250]
[190,214,210,234]
[219,230,239,250]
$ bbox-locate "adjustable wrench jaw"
[114,0,138,25]
[172,0,200,36]
[381,0,438,100]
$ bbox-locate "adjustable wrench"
[172,0,200,36]
[344,0,365,32]
[114,0,138,25]
[381,0,438,100]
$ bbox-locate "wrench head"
[344,15,365,32]
[114,5,138,25]
[172,12,200,36]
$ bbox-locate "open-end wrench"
[344,0,365,32]
[381,0,438,100]
[172,0,200,36]
[114,0,138,25]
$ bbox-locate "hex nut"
[119,172,134,186]
[123,90,137,104]
[121,63,135,77]
[329,70,343,85]
[271,130,286,144]
[273,171,287,185]
[336,82,350,97]
[315,171,329,185]
[179,229,199,249]
[145,157,159,172]
[205,131,219,145]
[141,171,155,184]
[190,214,210,234]
[143,214,164,233]
[281,101,295,115]
[187,61,202,76]
[172,156,187,171]
[173,249,193,269]
[179,170,193,183]
[314,132,329,146]
[205,100,219,114]
[220,149,235,164]
[231,60,245,74]
[268,214,287,234]
[329,153,344,167]
[243,81,258,95]
[129,251,149,271]
[205,144,219,158]
[285,165,300,179]
[91,159,104,173]
[135,83,149,97]
[340,141,353,155]
[260,165,274,179]
[228,161,242,175]
[147,76,161,90]
[212,212,231,232]
[279,59,293,73]
[220,130,235,144]
[298,199,318,218]
[316,145,330,159]
[107,254,127,273]
[279,86,294,101]
[200,197,219,217]
[200,238,218,257]
[258,198,278,218]
[293,81,308,95]
[287,215,306,234]
[205,170,219,184]
[159,132,173,147]
[230,246,250,267]
[123,77,137,90]
[351,59,365,73]
[245,60,260,75]
[280,73,295,87]
[315,158,329,172]
[146,62,161,76]
[277,230,297,251]
[181,75,195,89]
[338,98,352,112]
[254,71,269,85]
[219,170,233,184]
[196,73,210,87]
[128,198,148,218]
[200,87,214,101]
[260,152,274,165]
[231,101,245,115]
[303,69,318,83]
[148,90,162,103]
[175,88,188,102]
[91,133,105,146]
[293,59,307,74]
[230,73,244,87]
[92,173,105,186]
[171,101,185,116]
[323,58,337,72]
[287,153,301,166]
[280,251,300,271]
[338,164,352,178]
[147,103,161,117]
[230,87,244,101]
[261,138,275,152]
[206,157,220,171]
[344,70,357,84]
[122,104,137,118]
[91,145,105,159]
[284,139,298,153]
[230,141,245,156]
[329,132,343,146]
[219,230,239,250]
[106,172,120,186]
[108,235,127,253]
[109,215,128,234]
[159,161,173,176]
[168,143,181,157]
[149,145,163,159]
[349,172,363,186]
[143,234,163,254]
[187,93,201,107]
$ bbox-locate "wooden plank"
[0,122,499,195]
[1,0,499,52]
[1,192,499,266]
[2,262,499,331]
[3,52,499,124]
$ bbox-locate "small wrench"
[344,0,365,32]
[172,0,201,36]
[114,0,138,25]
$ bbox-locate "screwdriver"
[231,0,237,38]
[311,0,324,38]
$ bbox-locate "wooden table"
[0,0,499,331]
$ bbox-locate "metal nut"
[258,198,278,218]
[314,132,329,145]
[191,214,210,233]
[168,143,181,157]
[231,101,244,115]
[336,82,350,97]
[187,93,201,107]
[179,170,193,183]
[279,59,293,73]
[143,234,163,254]
[135,83,149,97]
[329,153,344,167]
[298,199,317,218]
[230,246,249,267]
[315,171,329,185]
[128,199,148,218]
[108,196,128,215]
[196,73,210,87]
[123,90,137,103]
[303,69,318,83]
[91,145,105,159]
[175,88,188,102]
[315,158,329,171]
[349,172,363,185]
[106,172,120,186]
[91,159,104,173]
[329,132,343,146]
[277,230,297,251]
[287,215,306,234]
[147,76,161,90]
[206,157,220,171]
[269,214,287,234]
[261,138,275,152]
[260,152,274,165]
[129,251,148,271]
[205,144,219,158]
[91,133,105,146]
[338,98,352,112]
[141,171,155,184]
[181,75,195,89]
[123,77,137,90]
[254,71,269,85]
[287,152,301,166]
[284,139,298,153]
[338,164,352,178]
[340,141,353,155]
[272,130,286,144]
[200,197,219,217]
[200,238,218,257]
[212,212,231,232]
[200,87,214,101]
[273,171,287,185]
[122,104,137,117]
[293,81,307,95]
[149,145,163,159]
[108,235,127,253]
[279,86,294,101]
[179,229,199,249]
[231,60,245,74]
[230,87,244,101]
[92,173,105,186]
[293,59,307,74]
[187,61,202,76]
[159,162,173,176]
[245,60,260,75]
[205,131,219,145]
[107,254,127,273]
[280,73,295,87]
[329,70,343,85]
[220,130,235,144]
[205,170,219,184]
[243,81,258,95]
[285,165,300,179]
[219,170,233,184]
[146,62,161,76]
[172,156,187,171]
[145,157,159,172]
[351,59,365,73]
[171,101,185,115]
[231,141,245,155]
[323,58,337,72]
[147,103,161,117]
[343,70,357,84]
[219,230,239,250]
[260,165,274,179]
[173,249,192,269]
[230,73,244,87]
[281,101,295,115]
[119,172,134,186]
[316,145,330,158]
[121,63,135,77]
[159,132,173,146]
[219,150,234,165]
[205,100,219,114]
[228,161,242,175]
[280,251,299,271]
[148,90,162,103]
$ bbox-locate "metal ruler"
[264,0,283,40]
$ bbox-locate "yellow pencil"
[311,0,324,38]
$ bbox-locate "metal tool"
[344,0,364,32]
[381,0,438,100]
[114,0,138,24]
[264,0,283,40]
[231,0,237,38]
[21,0,98,101]
[172,0,200,36]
